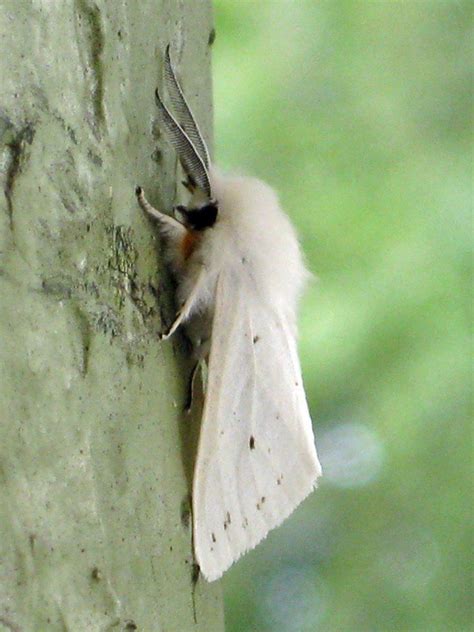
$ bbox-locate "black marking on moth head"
[249,436,255,450]
[176,201,218,231]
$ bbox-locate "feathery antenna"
[153,46,211,198]
[164,45,210,170]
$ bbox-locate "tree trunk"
[0,1,223,630]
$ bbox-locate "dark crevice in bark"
[3,122,35,229]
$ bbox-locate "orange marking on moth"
[181,230,199,261]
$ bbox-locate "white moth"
[136,46,322,582]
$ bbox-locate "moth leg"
[135,186,183,231]
[184,360,200,413]
[160,268,206,341]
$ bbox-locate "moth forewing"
[192,271,321,581]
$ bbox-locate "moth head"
[175,199,218,231]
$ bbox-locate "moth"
[136,46,322,582]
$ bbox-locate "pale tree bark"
[0,2,224,630]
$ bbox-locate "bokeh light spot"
[318,421,384,488]
[260,566,329,632]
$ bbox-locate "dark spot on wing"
[211,532,216,543]
[223,511,231,530]
[253,335,260,344]
[256,497,265,510]
[277,475,284,485]
[249,435,255,450]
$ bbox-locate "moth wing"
[193,270,322,582]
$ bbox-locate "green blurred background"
[212,2,472,631]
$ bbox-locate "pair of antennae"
[155,45,211,198]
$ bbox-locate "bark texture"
[0,2,223,630]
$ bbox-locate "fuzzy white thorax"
[177,166,310,338]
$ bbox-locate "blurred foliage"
[212,2,472,631]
